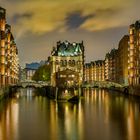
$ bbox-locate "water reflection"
[0,97,19,140]
[83,88,140,140]
[0,88,140,140]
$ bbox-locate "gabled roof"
[51,40,84,56]
[0,7,6,19]
[130,20,140,29]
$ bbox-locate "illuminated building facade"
[84,63,90,83]
[105,49,118,82]
[84,21,140,87]
[116,35,129,85]
[50,41,84,87]
[84,60,105,83]
[128,21,140,86]
[0,7,19,87]
[92,60,105,82]
[25,68,36,81]
[25,62,40,81]
[19,67,26,82]
[56,69,79,87]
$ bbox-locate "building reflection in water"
[83,88,140,140]
[0,88,140,140]
[50,101,84,140]
[0,97,19,140]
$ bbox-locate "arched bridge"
[82,81,124,88]
[82,81,129,93]
[13,81,50,88]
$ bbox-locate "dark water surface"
[0,88,140,140]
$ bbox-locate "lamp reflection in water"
[0,98,19,140]
[0,88,140,140]
[64,102,84,140]
[49,100,84,140]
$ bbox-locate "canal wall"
[0,86,17,101]
[44,86,56,99]
[44,86,83,100]
[82,86,140,96]
[0,87,10,100]
[128,86,140,96]
[106,86,140,96]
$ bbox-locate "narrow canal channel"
[0,88,140,140]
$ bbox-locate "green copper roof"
[51,41,83,56]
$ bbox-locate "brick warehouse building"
[0,7,19,87]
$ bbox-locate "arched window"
[72,60,75,66]
[64,60,67,66]
[69,60,71,66]
[60,60,63,66]
[77,61,81,65]
[55,60,59,65]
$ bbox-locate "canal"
[0,88,140,140]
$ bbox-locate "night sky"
[0,0,139,66]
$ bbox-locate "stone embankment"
[83,85,140,96]
[0,86,17,100]
[109,86,140,96]
[128,86,140,96]
[0,87,9,100]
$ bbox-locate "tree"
[32,64,51,82]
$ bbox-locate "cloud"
[16,25,128,66]
[11,13,33,23]
[1,0,138,39]
[0,0,139,66]
[66,11,94,30]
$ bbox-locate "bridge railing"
[15,81,50,88]
[82,81,124,88]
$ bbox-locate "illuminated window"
[60,75,66,78]
[68,75,75,78]
[129,29,134,35]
